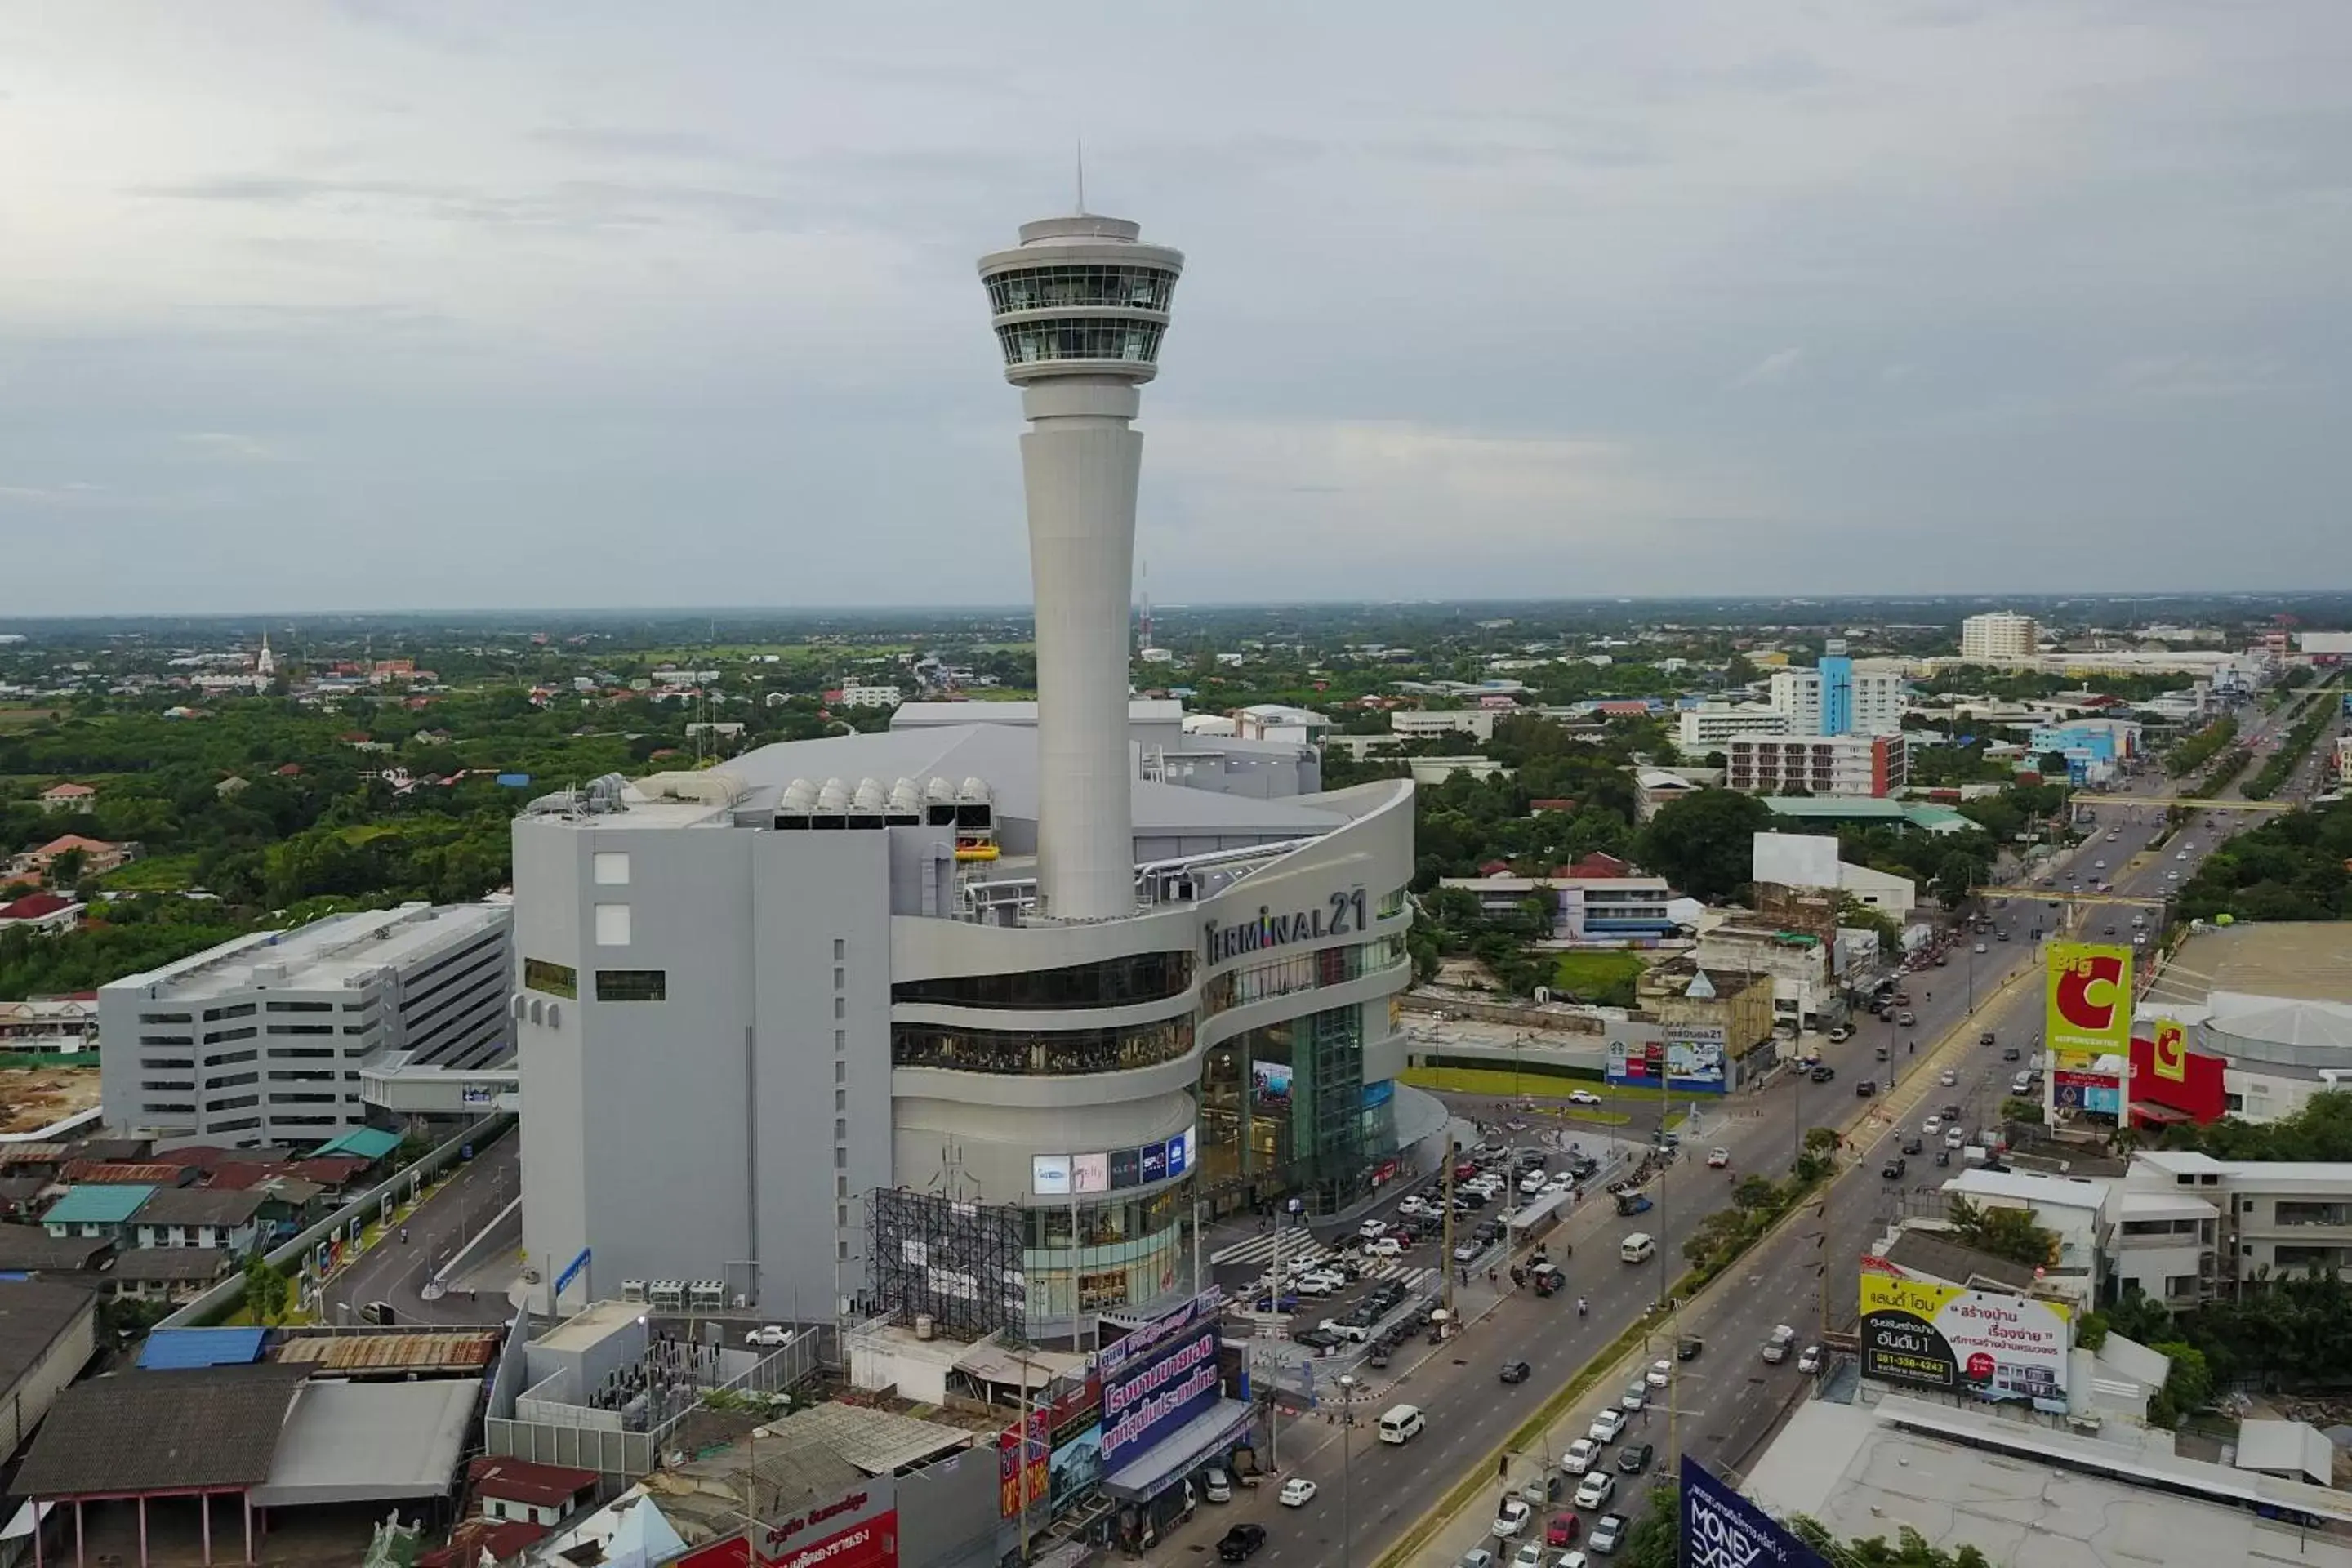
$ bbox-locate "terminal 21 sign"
[1203,888,1368,964]
[1681,1456,1827,1568]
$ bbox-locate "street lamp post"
[1338,1372,1356,1568]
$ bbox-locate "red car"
[1547,1513,1581,1547]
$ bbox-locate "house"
[38,782,96,815]
[131,1186,268,1254]
[0,1280,100,1459]
[215,775,250,797]
[7,834,133,880]
[0,996,100,1050]
[466,1455,601,1526]
[0,892,84,935]
[0,1226,114,1280]
[106,1245,238,1303]
[40,1183,155,1243]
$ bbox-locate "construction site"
[0,1060,100,1137]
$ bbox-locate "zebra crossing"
[1210,1230,1435,1306]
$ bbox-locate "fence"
[158,1113,515,1329]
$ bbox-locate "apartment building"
[1959,612,2038,662]
[100,902,513,1147]
[1437,864,1680,943]
[1767,657,1906,737]
[834,685,902,709]
[1676,702,1789,755]
[1726,733,1907,798]
[1389,708,1498,743]
[2113,1151,2352,1307]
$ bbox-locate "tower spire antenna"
[1074,137,1085,215]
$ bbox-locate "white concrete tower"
[979,212,1183,920]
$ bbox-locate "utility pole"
[1338,1371,1356,1568]
[1441,1134,1459,1318]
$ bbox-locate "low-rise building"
[0,892,84,935]
[40,1183,157,1245]
[1233,703,1330,744]
[38,782,96,815]
[131,1186,268,1254]
[105,1245,238,1303]
[833,684,902,709]
[2116,1150,2352,1304]
[1726,733,1908,797]
[1437,863,1682,944]
[1389,708,1497,743]
[1675,701,1788,755]
[1750,831,1916,917]
[0,1279,99,1459]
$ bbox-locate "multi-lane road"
[1147,694,2338,1568]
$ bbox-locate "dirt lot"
[0,1062,101,1134]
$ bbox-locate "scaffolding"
[867,1185,1029,1340]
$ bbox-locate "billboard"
[2130,1024,2226,1125]
[1030,1126,1195,1199]
[1681,1455,1829,1568]
[867,1187,1027,1339]
[677,1479,898,1568]
[2052,1071,2122,1116]
[1098,1290,1226,1468]
[999,1409,1049,1519]
[1606,1031,1728,1094]
[2046,943,2133,1067]
[1859,1275,2072,1413]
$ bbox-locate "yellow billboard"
[2045,942,2133,1067]
[2152,1019,2188,1083]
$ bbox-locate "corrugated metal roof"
[41,1184,155,1225]
[307,1127,401,1160]
[138,1326,269,1370]
[274,1330,498,1374]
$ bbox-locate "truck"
[1615,1192,1653,1217]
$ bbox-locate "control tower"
[978,213,1183,920]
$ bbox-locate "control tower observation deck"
[978,213,1183,921]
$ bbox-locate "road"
[318,1130,518,1328]
[1148,701,2330,1568]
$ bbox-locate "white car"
[1359,1218,1390,1240]
[1569,1090,1604,1106]
[1588,1407,1628,1444]
[746,1325,796,1348]
[1318,1319,1370,1343]
[1366,1236,1403,1258]
[1554,1554,1589,1568]
[1945,1129,1967,1149]
[1560,1438,1601,1475]
[1573,1472,1617,1512]
[1939,1069,1958,1087]
[1521,1171,1549,1195]
[1295,1272,1344,1296]
[1619,1380,1647,1412]
[1512,1545,1547,1568]
[1922,1116,1942,1137]
[1646,1359,1671,1388]
[1492,1498,1533,1539]
[1548,1170,1578,1191]
[1280,1477,1319,1508]
[2176,849,2190,861]
[2167,870,2179,880]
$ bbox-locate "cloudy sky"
[2,2,2347,615]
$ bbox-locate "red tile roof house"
[38,782,97,814]
[465,1456,599,1527]
[0,893,86,936]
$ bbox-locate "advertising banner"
[2151,1019,2187,1082]
[2052,1071,2122,1116]
[1098,1290,1226,1468]
[1606,1032,1728,1095]
[672,1480,898,1568]
[1047,1372,1106,1514]
[999,1410,1049,1520]
[2046,943,2133,1067]
[2130,1026,2226,1125]
[1681,1455,1829,1568]
[1859,1275,2072,1412]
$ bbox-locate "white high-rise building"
[1960,612,2038,662]
[1768,668,1906,736]
[980,214,1183,920]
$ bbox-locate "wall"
[0,1289,96,1456]
[895,1441,1008,1568]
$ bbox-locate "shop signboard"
[1030,1125,1197,1199]
[1098,1290,1225,1468]
[2046,943,2132,1068]
[1606,1030,1728,1095]
[2130,1024,2226,1125]
[1859,1275,2071,1413]
[675,1478,897,1568]
[1681,1455,1829,1568]
[2052,1071,2122,1116]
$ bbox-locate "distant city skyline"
[3,2,2348,614]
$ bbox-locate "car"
[1882,1155,1907,1179]
[1797,1343,1824,1374]
[1827,1024,1852,1043]
[1898,1011,1918,1027]
[1762,1325,1797,1363]
[1941,1102,1962,1120]
[1573,1473,1616,1512]
[1547,1512,1583,1546]
[1706,1147,1730,1169]
[1501,1359,1533,1384]
[1366,1236,1403,1258]
[1253,1292,1299,1314]
[746,1324,796,1347]
[1320,1319,1371,1343]
[1456,1554,1497,1568]
[1493,1498,1534,1539]
[1588,1407,1628,1443]
[1894,991,1911,1004]
[1901,1137,1924,1156]
[1923,1116,1942,1135]
[1875,1044,1891,1061]
[2166,870,2179,880]
[2177,849,2190,861]
[1616,1442,1655,1475]
[1940,1069,1958,1086]
[1548,1169,1579,1191]
[1560,1438,1601,1475]
[1979,1031,1997,1045]
[1360,1218,1390,1240]
[1996,929,2011,941]
[2002,1046,2021,1061]
[1280,1477,1319,1508]
[1945,1128,1967,1148]
[1521,1171,1549,1194]
[1519,1472,1566,1508]
[1676,1334,1704,1361]
[1811,1063,1837,1082]
[2103,924,2117,936]
[1218,1525,1268,1562]
[1973,942,1988,954]
[1619,1380,1647,1412]
[1292,1326,1342,1351]
[1569,1089,1603,1105]
[1367,1341,1393,1368]
[1588,1515,1628,1555]
[1856,1079,1877,1097]
[1455,1241,1485,1263]
[1646,1358,1672,1388]
[1511,1544,1548,1568]
[2093,859,2106,870]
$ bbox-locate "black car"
[1855,1080,1877,1097]
[1218,1525,1267,1562]
[1900,1137,1923,1155]
[2002,1047,2020,1061]
[1500,1359,1532,1383]
[1617,1442,1655,1474]
[1293,1327,1341,1350]
[1811,1064,1835,1083]
[1367,1342,1392,1368]
[1979,1031,1996,1045]
[1676,1335,1704,1361]
[1882,1156,1908,1179]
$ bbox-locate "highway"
[1145,695,2334,1568]
[317,1129,519,1329]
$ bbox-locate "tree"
[2149,1340,2212,1427]
[2039,750,2071,778]
[240,1256,291,1325]
[1637,788,1774,902]
[1619,1476,1679,1568]
[1946,1195,2057,1267]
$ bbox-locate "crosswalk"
[1209,1231,1436,1308]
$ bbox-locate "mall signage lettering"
[1098,1290,1227,1467]
[1203,887,1368,964]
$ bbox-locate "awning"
[1100,1400,1256,1503]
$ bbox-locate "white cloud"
[1728,348,1805,390]
[176,431,292,463]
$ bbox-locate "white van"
[1378,1404,1426,1445]
[1620,1232,1657,1264]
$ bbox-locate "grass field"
[1549,949,1645,1003]
[0,707,62,730]
[101,853,203,893]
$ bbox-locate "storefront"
[1089,1291,1256,1550]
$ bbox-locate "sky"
[2,1,2348,615]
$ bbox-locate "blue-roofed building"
[307,1125,402,1163]
[496,773,532,788]
[137,1325,268,1370]
[40,1183,154,1241]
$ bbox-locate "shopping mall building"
[511,206,1429,1340]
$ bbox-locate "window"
[594,903,630,947]
[203,1002,257,1022]
[834,967,845,991]
[2164,1274,2198,1298]
[834,1030,845,1051]
[203,1026,258,1045]
[140,1011,193,1025]
[835,1089,847,1111]
[834,997,845,1019]
[2274,1245,2349,1271]
[834,1147,847,1169]
[835,1119,848,1141]
[265,1000,332,1013]
[594,851,630,886]
[2276,1200,2352,1227]
[523,959,578,999]
[833,938,845,960]
[892,1016,1195,1076]
[836,1175,849,1197]
[893,951,1194,1011]
[595,969,668,1003]
[838,1204,850,1227]
[834,1061,846,1084]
